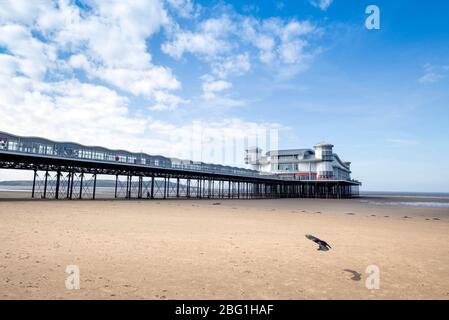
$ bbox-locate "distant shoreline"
[1,189,449,208]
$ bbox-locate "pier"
[0,131,360,200]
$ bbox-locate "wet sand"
[0,196,448,299]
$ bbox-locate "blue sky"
[0,0,449,191]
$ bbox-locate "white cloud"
[97,67,181,96]
[162,11,319,86]
[198,75,246,108]
[68,54,92,71]
[310,0,334,11]
[211,53,251,78]
[0,1,49,25]
[240,17,317,66]
[0,24,57,79]
[161,16,235,59]
[419,72,443,84]
[418,64,448,84]
[149,91,190,111]
[0,0,188,111]
[0,0,290,176]
[166,0,199,18]
[202,77,233,100]
[163,14,318,67]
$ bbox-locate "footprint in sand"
[433,218,440,221]
[403,216,411,219]
[371,215,376,217]
[345,212,355,215]
[384,216,389,218]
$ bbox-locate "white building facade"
[245,142,353,181]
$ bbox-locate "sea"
[359,191,449,208]
[1,185,449,208]
[360,191,449,199]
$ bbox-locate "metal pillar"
[70,172,74,199]
[151,174,155,199]
[208,179,212,199]
[55,170,61,199]
[237,182,240,199]
[126,175,131,199]
[93,173,97,200]
[43,170,48,199]
[187,178,190,198]
[114,174,118,198]
[31,168,37,198]
[66,172,71,199]
[138,176,143,199]
[176,177,180,198]
[79,173,84,199]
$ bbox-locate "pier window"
[318,171,333,180]
[0,138,7,150]
[278,155,297,161]
[278,163,297,171]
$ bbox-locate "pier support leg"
[66,172,71,199]
[70,172,74,199]
[151,174,155,199]
[79,173,84,199]
[187,178,190,198]
[125,175,129,199]
[237,182,240,199]
[55,169,61,199]
[165,177,168,199]
[138,176,143,199]
[208,179,211,199]
[31,168,37,198]
[114,174,118,199]
[93,173,97,200]
[43,169,48,199]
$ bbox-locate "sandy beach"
[1,196,449,300]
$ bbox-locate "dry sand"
[0,196,448,300]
